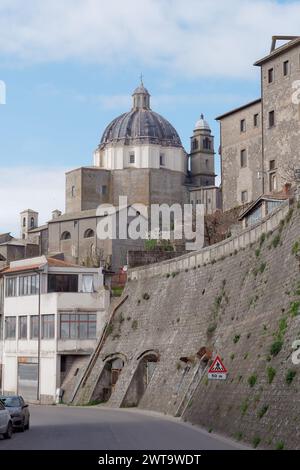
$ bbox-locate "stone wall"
[127,250,185,268]
[73,201,300,449]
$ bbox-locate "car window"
[0,396,21,407]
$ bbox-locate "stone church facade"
[18,83,221,271]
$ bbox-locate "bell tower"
[189,114,216,187]
[20,209,38,240]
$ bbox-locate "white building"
[0,256,109,404]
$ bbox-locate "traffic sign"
[208,355,227,380]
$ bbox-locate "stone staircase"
[69,295,128,405]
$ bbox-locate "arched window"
[30,217,35,228]
[23,217,26,227]
[61,231,71,240]
[192,139,198,151]
[84,229,95,238]
[203,137,211,150]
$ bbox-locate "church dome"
[194,114,210,131]
[99,83,183,148]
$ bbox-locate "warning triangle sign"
[208,355,227,373]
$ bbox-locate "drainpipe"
[34,270,42,402]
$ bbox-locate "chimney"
[52,209,62,220]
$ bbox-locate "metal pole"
[36,271,41,402]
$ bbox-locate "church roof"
[98,83,183,148]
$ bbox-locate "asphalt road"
[0,405,246,450]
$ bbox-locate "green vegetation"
[131,320,138,330]
[248,374,257,388]
[111,286,124,297]
[267,367,276,384]
[285,208,293,224]
[144,239,157,250]
[106,324,114,336]
[252,436,261,448]
[206,323,217,337]
[255,248,260,258]
[271,234,281,249]
[258,404,269,419]
[286,369,297,385]
[230,353,235,361]
[234,431,243,441]
[233,334,241,344]
[289,301,300,317]
[259,262,266,273]
[270,339,283,356]
[292,240,300,256]
[259,233,266,247]
[276,441,284,450]
[240,399,249,416]
[142,292,150,300]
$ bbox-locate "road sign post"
[208,355,227,380]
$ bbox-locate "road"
[0,405,246,450]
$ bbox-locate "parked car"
[0,396,30,431]
[0,399,13,439]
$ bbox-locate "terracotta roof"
[1,257,81,275]
[47,257,79,268]
[1,263,44,274]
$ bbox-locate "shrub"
[270,339,283,356]
[292,240,300,256]
[131,320,138,330]
[106,324,114,336]
[240,399,248,416]
[248,374,257,387]
[230,353,235,361]
[207,323,217,336]
[271,234,281,248]
[267,367,276,384]
[286,369,296,385]
[258,404,269,419]
[276,441,284,450]
[252,436,261,449]
[255,248,260,258]
[234,431,243,441]
[259,233,266,247]
[259,262,266,273]
[143,292,150,300]
[233,334,240,344]
[290,301,300,317]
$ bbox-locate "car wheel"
[4,421,13,439]
[25,419,30,431]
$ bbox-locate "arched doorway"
[91,353,126,403]
[122,350,159,407]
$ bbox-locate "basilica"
[13,82,221,270]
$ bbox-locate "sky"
[0,0,300,235]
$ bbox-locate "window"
[30,315,39,339]
[48,274,78,293]
[101,185,107,195]
[269,173,277,192]
[19,274,39,296]
[42,315,55,339]
[269,110,275,127]
[30,217,35,228]
[61,231,71,240]
[5,277,18,297]
[240,149,247,168]
[129,153,135,164]
[269,160,276,171]
[60,313,96,339]
[19,316,27,339]
[254,113,259,127]
[241,191,248,203]
[5,317,16,339]
[83,229,94,238]
[240,119,246,132]
[203,137,211,150]
[283,60,289,76]
[160,154,165,166]
[192,139,198,150]
[71,186,75,197]
[268,68,274,83]
[23,217,26,227]
[82,274,94,293]
[205,159,209,168]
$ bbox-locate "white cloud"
[0,167,65,236]
[0,0,299,78]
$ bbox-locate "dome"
[99,83,183,148]
[194,113,211,131]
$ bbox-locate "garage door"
[18,362,38,401]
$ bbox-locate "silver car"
[0,399,13,439]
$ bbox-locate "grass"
[248,374,257,387]
[111,286,124,297]
[267,366,276,384]
[289,301,300,317]
[240,399,249,416]
[252,436,261,448]
[286,369,297,385]
[276,441,284,450]
[271,234,281,248]
[233,334,241,344]
[270,339,283,356]
[258,404,269,419]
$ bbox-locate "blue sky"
[0,0,299,235]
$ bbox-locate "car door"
[0,400,6,433]
[19,396,28,422]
